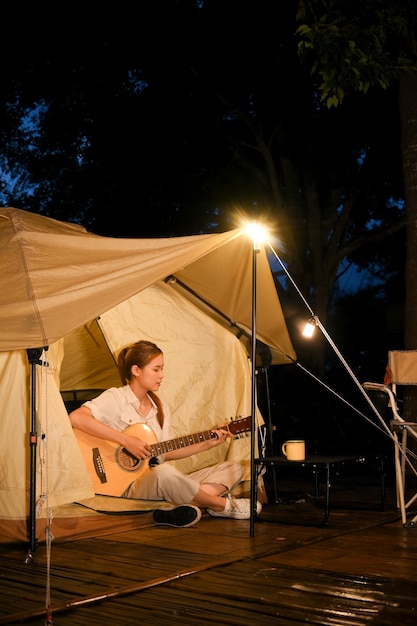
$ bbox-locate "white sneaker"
[207,495,262,520]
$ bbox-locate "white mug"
[281,439,305,461]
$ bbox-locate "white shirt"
[84,385,173,443]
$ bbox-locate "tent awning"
[0,208,296,365]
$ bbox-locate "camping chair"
[363,350,417,527]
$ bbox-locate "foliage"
[297,0,417,107]
[0,0,407,371]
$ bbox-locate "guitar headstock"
[226,415,251,436]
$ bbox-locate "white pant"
[123,460,244,504]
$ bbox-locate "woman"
[69,340,261,528]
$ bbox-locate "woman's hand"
[209,426,231,447]
[122,433,151,459]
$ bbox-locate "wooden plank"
[1,477,416,625]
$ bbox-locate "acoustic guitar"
[74,416,251,496]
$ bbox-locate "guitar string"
[84,419,251,469]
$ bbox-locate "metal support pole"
[26,347,45,559]
[250,241,260,537]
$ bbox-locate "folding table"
[255,454,385,527]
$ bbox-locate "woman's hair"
[117,340,165,427]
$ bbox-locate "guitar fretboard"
[148,429,217,457]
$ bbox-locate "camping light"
[243,222,269,251]
[302,316,318,338]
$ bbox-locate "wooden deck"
[1,468,417,625]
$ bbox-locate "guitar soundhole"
[116,447,143,472]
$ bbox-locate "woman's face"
[135,354,164,391]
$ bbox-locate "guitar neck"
[149,429,217,457]
[147,416,251,458]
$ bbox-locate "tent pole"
[250,241,260,537]
[26,348,44,560]
[262,366,279,503]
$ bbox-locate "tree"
[0,1,406,380]
[296,0,417,416]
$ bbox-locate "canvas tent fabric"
[0,207,295,363]
[388,350,417,385]
[0,207,296,543]
[63,282,258,476]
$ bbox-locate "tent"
[0,207,296,543]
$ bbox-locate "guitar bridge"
[92,447,107,484]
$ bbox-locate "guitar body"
[74,423,157,496]
[73,416,251,496]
